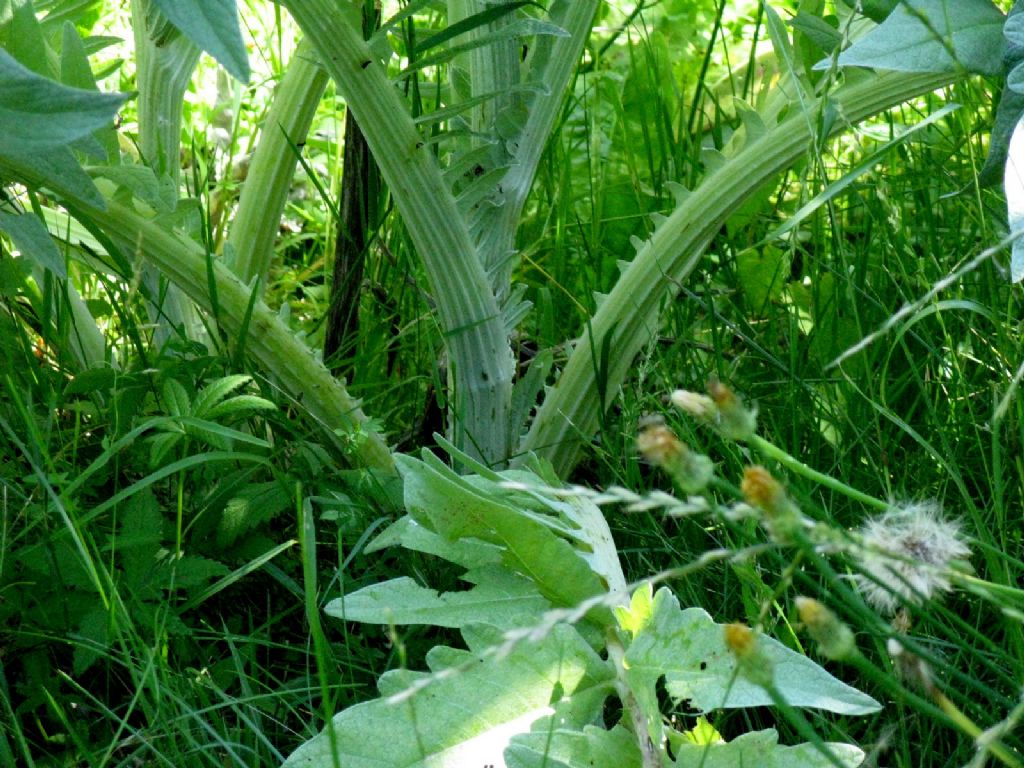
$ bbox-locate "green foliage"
[285,454,879,767]
[2,1,1023,765]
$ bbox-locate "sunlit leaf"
[824,0,1005,75]
[0,211,66,278]
[327,568,550,629]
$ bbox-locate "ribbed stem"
[227,37,328,288]
[131,0,202,345]
[523,71,956,477]
[282,0,514,467]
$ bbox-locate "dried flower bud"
[637,423,713,493]
[795,596,856,661]
[741,466,802,543]
[853,501,970,615]
[724,622,774,688]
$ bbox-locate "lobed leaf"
[366,514,505,569]
[670,728,864,768]
[396,453,609,615]
[625,589,881,716]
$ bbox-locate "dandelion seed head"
[854,501,970,615]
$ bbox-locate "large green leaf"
[150,0,249,81]
[670,729,864,768]
[326,568,551,629]
[281,623,613,768]
[396,454,610,615]
[0,47,126,151]
[827,0,1005,75]
[625,589,881,716]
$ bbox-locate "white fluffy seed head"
[853,501,970,615]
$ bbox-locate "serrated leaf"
[191,374,253,418]
[217,481,289,548]
[281,623,612,768]
[826,0,1005,75]
[625,589,881,716]
[670,728,864,768]
[0,47,126,151]
[202,394,276,420]
[162,378,192,418]
[157,554,230,589]
[1004,116,1024,282]
[150,0,249,81]
[326,568,551,629]
[0,210,66,278]
[178,416,271,450]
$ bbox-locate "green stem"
[130,0,202,345]
[605,628,664,768]
[227,37,328,288]
[748,434,890,512]
[474,0,601,293]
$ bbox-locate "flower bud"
[707,378,758,441]
[741,466,802,543]
[795,596,856,661]
[636,423,713,494]
[725,622,774,688]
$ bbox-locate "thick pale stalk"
[282,0,514,467]
[523,71,955,477]
[227,37,328,288]
[131,0,202,344]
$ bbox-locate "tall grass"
[2,1,1023,766]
